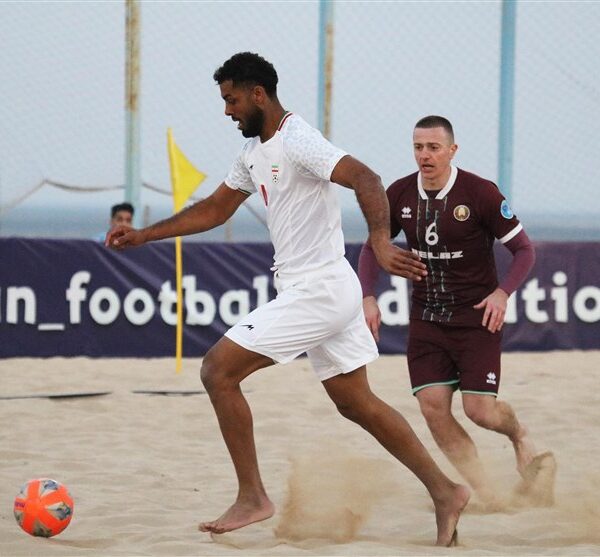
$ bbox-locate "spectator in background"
[97,203,134,241]
[110,202,134,228]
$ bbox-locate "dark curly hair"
[213,52,278,97]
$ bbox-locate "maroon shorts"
[407,319,502,396]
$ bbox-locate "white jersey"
[225,113,347,275]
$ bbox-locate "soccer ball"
[13,478,74,537]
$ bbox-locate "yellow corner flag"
[167,128,207,372]
[167,129,207,212]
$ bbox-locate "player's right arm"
[331,156,427,279]
[106,183,248,249]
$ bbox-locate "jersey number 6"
[425,222,439,246]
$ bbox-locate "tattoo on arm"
[352,167,391,241]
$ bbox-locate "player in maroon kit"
[358,115,554,506]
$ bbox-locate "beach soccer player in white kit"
[106,52,469,546]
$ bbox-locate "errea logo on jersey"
[401,207,412,219]
[486,372,497,385]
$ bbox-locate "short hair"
[415,115,454,142]
[213,52,278,97]
[111,202,134,218]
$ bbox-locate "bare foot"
[512,451,557,508]
[512,425,537,478]
[199,497,275,534]
[434,484,470,547]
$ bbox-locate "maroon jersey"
[388,166,522,327]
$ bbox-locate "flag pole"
[174,236,184,372]
[167,128,185,373]
[167,128,207,373]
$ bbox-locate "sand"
[1,351,599,556]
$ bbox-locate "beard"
[241,106,265,138]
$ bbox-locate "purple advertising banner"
[0,238,598,358]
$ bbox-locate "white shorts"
[224,257,378,381]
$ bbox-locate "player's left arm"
[474,190,536,332]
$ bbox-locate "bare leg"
[198,337,276,533]
[417,387,499,506]
[462,393,536,478]
[323,368,470,546]
[511,424,537,478]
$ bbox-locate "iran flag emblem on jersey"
[271,165,279,183]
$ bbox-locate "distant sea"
[1,205,598,242]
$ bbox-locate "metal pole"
[317,0,334,139]
[498,0,517,203]
[125,0,142,226]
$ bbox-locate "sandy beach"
[1,351,599,556]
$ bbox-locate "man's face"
[219,80,265,138]
[413,126,457,182]
[111,210,133,227]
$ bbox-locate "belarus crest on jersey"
[271,164,279,183]
[453,205,470,222]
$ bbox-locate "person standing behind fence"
[358,115,555,508]
[97,203,134,241]
[106,53,469,546]
[110,202,134,228]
